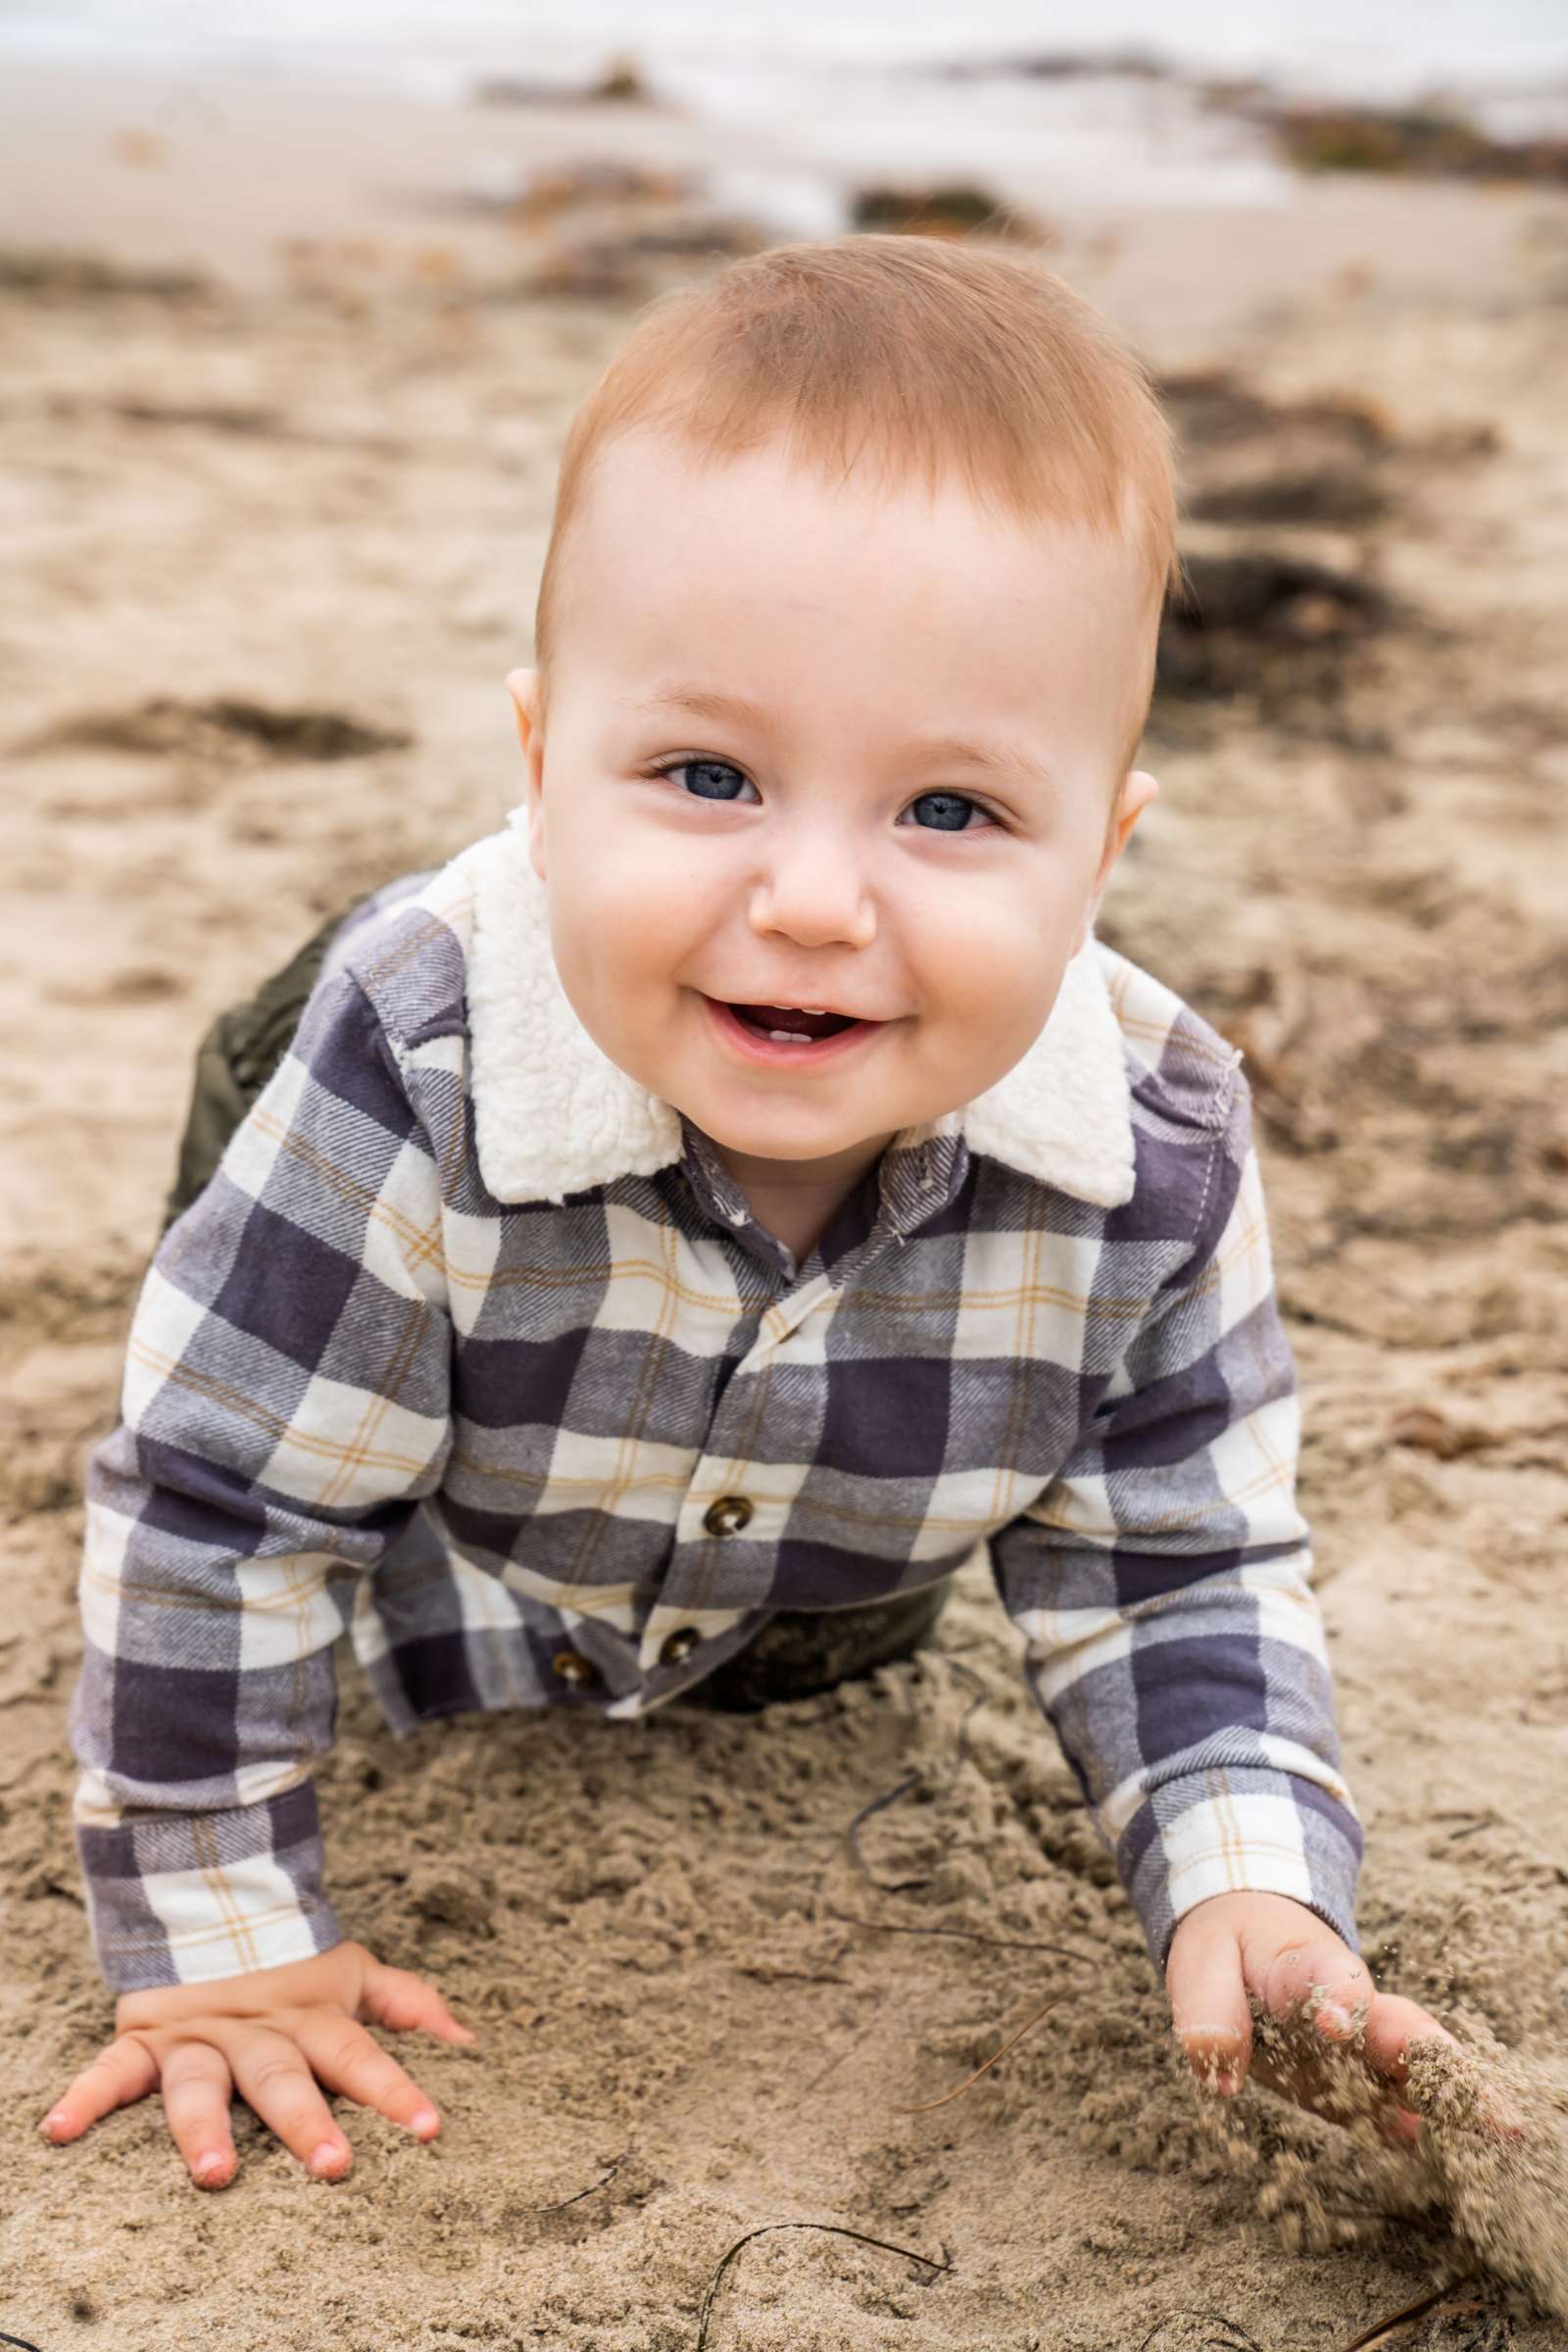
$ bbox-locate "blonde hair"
[532,234,1179,771]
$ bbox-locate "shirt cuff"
[1117,1768,1363,1977]
[74,1780,344,1993]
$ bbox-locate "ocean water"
[6,0,1567,97]
[6,0,1567,213]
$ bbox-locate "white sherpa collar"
[466,810,1135,1210]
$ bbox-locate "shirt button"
[703,1494,754,1538]
[552,1648,601,1690]
[660,1626,701,1666]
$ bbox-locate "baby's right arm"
[56,948,463,2180]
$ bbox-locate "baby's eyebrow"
[895,729,1054,788]
[628,682,771,730]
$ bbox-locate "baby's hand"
[38,1940,475,2188]
[1165,1890,1456,2145]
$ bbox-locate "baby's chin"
[659,1053,911,1158]
[674,1089,905,1160]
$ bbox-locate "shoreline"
[5,55,1563,363]
[7,14,1568,106]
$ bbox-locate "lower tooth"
[767,1029,812,1043]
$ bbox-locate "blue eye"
[907,791,988,832]
[664,759,753,803]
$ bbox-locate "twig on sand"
[1340,2270,1485,2349]
[1132,2273,1497,2352]
[798,1919,1086,2097]
[1135,2316,1265,2352]
[843,1766,924,1886]
[890,1991,1065,2114]
[535,2151,628,2213]
[825,1904,1095,1965]
[693,2222,952,2348]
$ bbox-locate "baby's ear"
[1099,767,1157,876]
[1106,768,1159,866]
[505,667,548,880]
[1074,770,1159,955]
[505,666,540,757]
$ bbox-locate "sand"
[2,52,1566,2352]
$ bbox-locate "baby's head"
[506,234,1178,1194]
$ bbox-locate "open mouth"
[704,996,884,1065]
[729,1003,858,1043]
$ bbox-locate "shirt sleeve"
[70,963,454,1992]
[989,1066,1362,1976]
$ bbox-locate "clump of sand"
[1403,2028,1568,2322]
[1182,2000,1568,2328]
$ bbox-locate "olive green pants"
[161,898,373,1240]
[161,901,954,1707]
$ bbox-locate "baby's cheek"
[934,910,1071,1040]
[602,846,708,952]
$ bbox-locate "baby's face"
[511,429,1156,1200]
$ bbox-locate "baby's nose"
[747,839,876,951]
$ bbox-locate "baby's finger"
[39,2033,160,2142]
[1256,1936,1372,2043]
[1358,1994,1457,2087]
[159,2038,238,2188]
[220,2025,353,2180]
[360,1956,476,2044]
[1362,2001,1525,2141]
[292,2011,441,2141]
[1166,1924,1252,2096]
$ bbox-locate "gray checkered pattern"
[71,856,1361,1989]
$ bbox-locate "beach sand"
[2,54,1566,2351]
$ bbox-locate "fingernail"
[193,2150,227,2182]
[39,2110,67,2140]
[311,2141,346,2174]
[1316,2000,1353,2036]
[408,2107,439,2138]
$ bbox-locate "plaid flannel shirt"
[70,815,1362,1992]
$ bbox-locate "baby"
[42,234,1455,2189]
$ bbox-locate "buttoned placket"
[613,1117,970,1709]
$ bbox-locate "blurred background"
[6,0,1564,1353]
[3,9,1567,2348]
